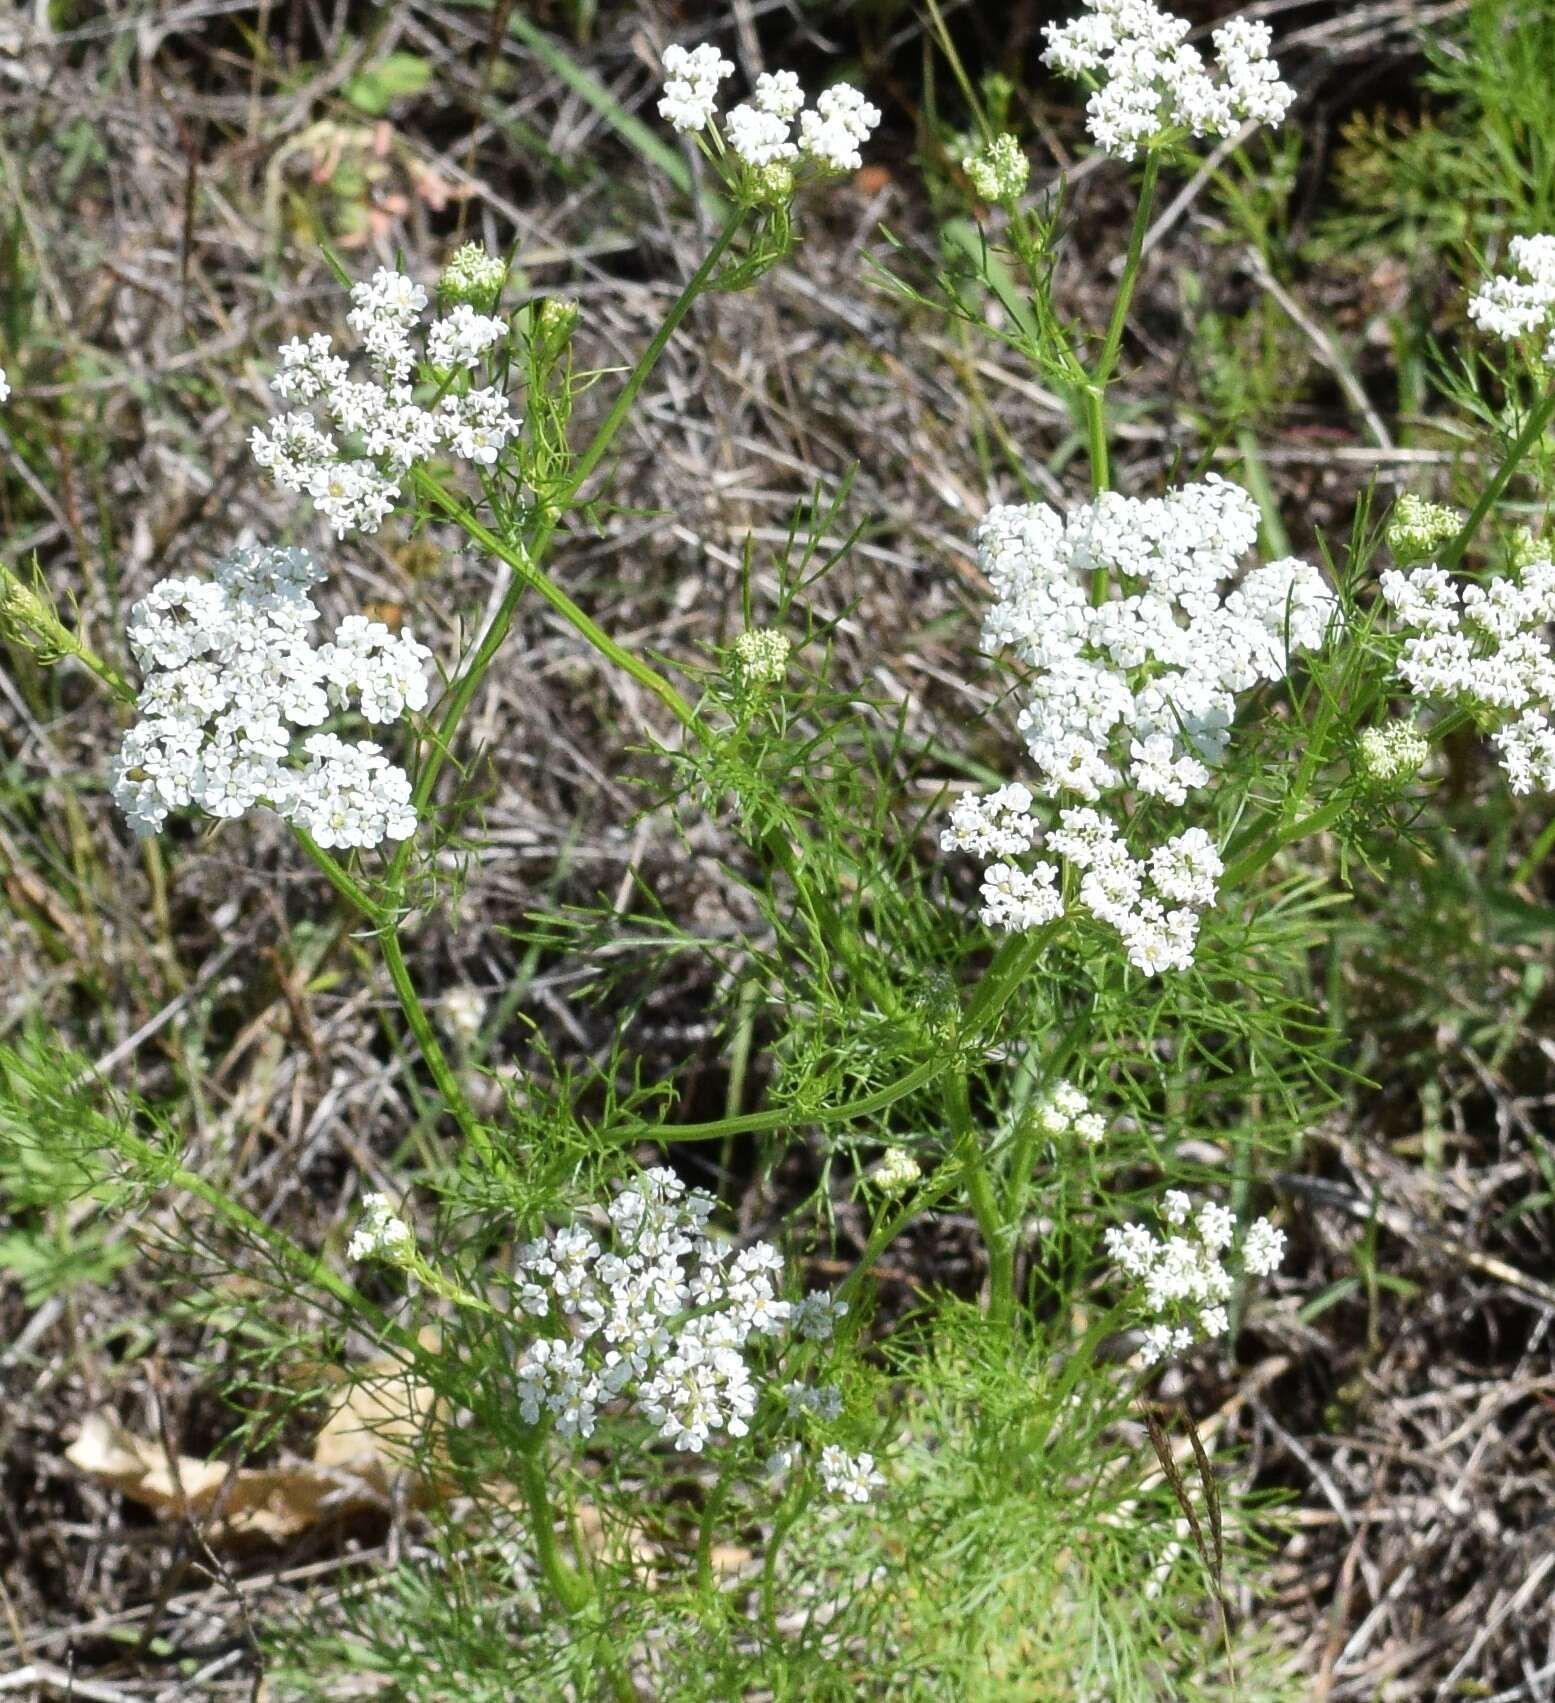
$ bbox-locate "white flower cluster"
[730,627,791,690]
[658,43,881,177]
[1104,1190,1285,1362]
[963,133,1030,205]
[1467,234,1555,360]
[1042,0,1294,160]
[818,1444,885,1503]
[1381,559,1555,793]
[0,366,9,403]
[251,266,518,536]
[1356,721,1429,791]
[871,1146,922,1194]
[943,477,1334,971]
[111,545,428,846]
[1032,1079,1108,1144]
[348,1193,416,1265]
[504,1169,863,1491]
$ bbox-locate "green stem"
[1439,387,1555,573]
[1221,795,1349,890]
[518,1446,592,1615]
[560,209,745,507]
[1081,150,1162,496]
[377,921,491,1161]
[1513,811,1555,888]
[291,827,388,922]
[412,474,694,738]
[947,1068,1013,1323]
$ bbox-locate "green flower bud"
[437,242,507,313]
[534,296,579,364]
[1385,493,1462,565]
[750,161,796,208]
[963,134,1030,205]
[728,628,791,692]
[1356,722,1429,792]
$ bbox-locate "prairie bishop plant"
[19,12,1555,1697]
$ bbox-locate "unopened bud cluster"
[437,242,507,314]
[1386,493,1462,565]
[963,133,1030,204]
[1356,722,1429,791]
[729,628,791,692]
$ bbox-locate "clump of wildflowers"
[413,1168,882,1501]
[1467,234,1555,360]
[1380,557,1555,793]
[111,545,428,845]
[1356,722,1430,792]
[942,477,1336,973]
[963,133,1030,205]
[1104,1190,1285,1362]
[1386,493,1463,566]
[658,43,881,188]
[251,265,520,537]
[1042,0,1294,161]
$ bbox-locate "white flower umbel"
[1104,1193,1285,1362]
[0,366,9,403]
[1356,722,1429,792]
[1042,0,1294,161]
[1381,558,1555,794]
[111,545,428,846]
[657,43,880,186]
[944,477,1334,973]
[504,1169,870,1493]
[253,265,518,536]
[348,1193,416,1266]
[1032,1079,1108,1144]
[658,42,735,133]
[1467,234,1555,362]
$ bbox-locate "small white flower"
[819,1444,884,1504]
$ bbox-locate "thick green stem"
[518,1446,593,1615]
[291,827,388,922]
